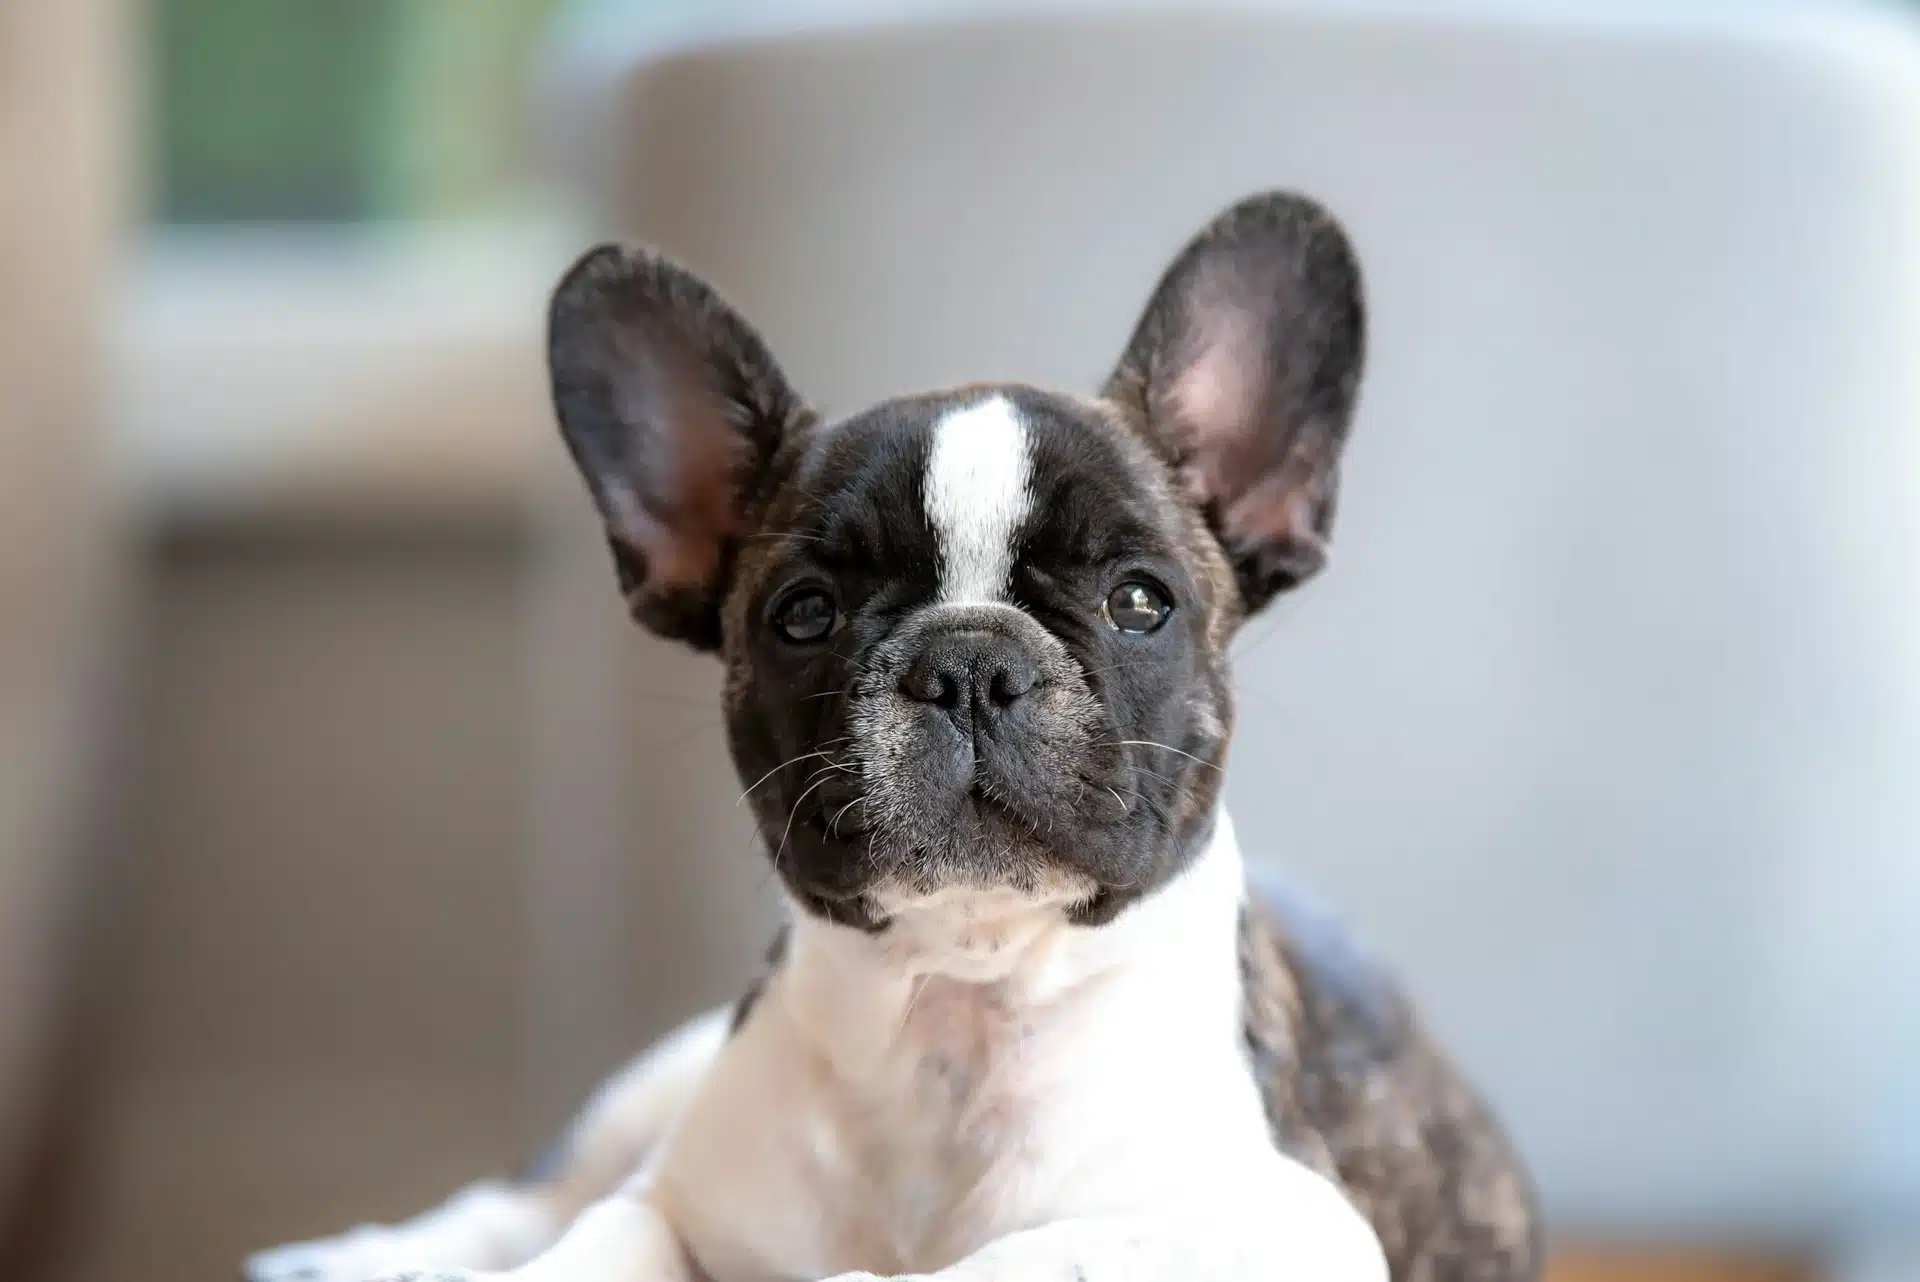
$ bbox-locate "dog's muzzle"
[845,606,1119,888]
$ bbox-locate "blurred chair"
[0,0,129,1232]
[534,0,1920,1277]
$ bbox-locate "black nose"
[900,628,1039,724]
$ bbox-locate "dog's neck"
[770,811,1247,1079]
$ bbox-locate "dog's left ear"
[549,245,809,650]
[1106,191,1365,615]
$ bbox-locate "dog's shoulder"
[1239,863,1543,1282]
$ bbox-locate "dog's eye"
[1102,581,1173,634]
[772,589,838,644]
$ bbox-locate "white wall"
[544,0,1920,1247]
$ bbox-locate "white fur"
[243,1182,558,1282]
[245,1012,730,1282]
[258,813,1385,1282]
[924,396,1032,603]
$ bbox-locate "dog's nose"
[900,628,1039,723]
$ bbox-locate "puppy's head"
[549,192,1363,929]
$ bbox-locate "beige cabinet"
[0,0,129,1223]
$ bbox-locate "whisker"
[1074,658,1156,680]
[1235,681,1289,718]
[1127,764,1182,789]
[773,774,836,872]
[1108,739,1224,772]
[734,747,842,807]
[829,796,863,838]
[802,759,853,785]
[1230,603,1301,664]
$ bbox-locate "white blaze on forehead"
[924,394,1033,602]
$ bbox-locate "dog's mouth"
[816,758,1130,822]
[791,768,1133,878]
[802,779,872,843]
[768,739,1192,933]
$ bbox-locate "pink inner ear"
[608,355,749,594]
[1162,290,1327,561]
[1165,297,1276,509]
[609,499,724,595]
[1167,301,1263,441]
[1219,467,1324,557]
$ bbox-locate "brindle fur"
[1240,869,1541,1282]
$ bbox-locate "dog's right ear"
[1105,192,1365,616]
[549,246,810,650]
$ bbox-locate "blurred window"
[152,0,565,225]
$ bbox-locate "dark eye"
[1102,581,1173,634]
[772,588,838,644]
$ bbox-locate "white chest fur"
[647,813,1309,1282]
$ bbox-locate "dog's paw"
[242,1229,415,1282]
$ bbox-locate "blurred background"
[2,2,1918,1281]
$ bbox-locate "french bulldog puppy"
[247,191,1539,1282]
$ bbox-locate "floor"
[1547,1252,1812,1282]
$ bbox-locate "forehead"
[784,386,1170,565]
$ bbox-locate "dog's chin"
[776,784,1116,924]
[866,869,1101,978]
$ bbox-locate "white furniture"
[536,0,1920,1268]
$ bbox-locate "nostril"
[902,629,1037,716]
[901,666,962,709]
[988,660,1038,707]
